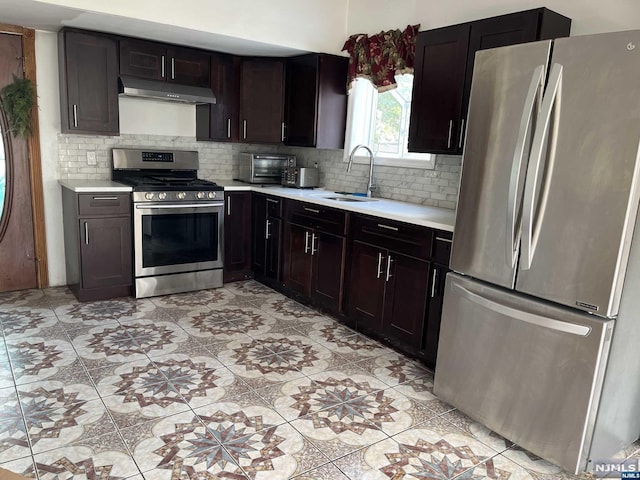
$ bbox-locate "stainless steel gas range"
[112,148,224,298]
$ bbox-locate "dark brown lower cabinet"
[265,217,282,280]
[251,193,283,287]
[422,263,449,369]
[283,223,346,315]
[61,189,132,302]
[223,191,252,283]
[347,241,386,333]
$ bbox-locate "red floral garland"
[342,24,420,92]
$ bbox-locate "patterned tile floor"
[0,281,638,479]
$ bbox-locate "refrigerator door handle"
[452,281,591,336]
[522,63,563,270]
[506,65,545,268]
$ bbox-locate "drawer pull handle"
[304,207,320,214]
[92,196,118,201]
[266,198,279,204]
[435,237,453,243]
[377,223,398,231]
[385,255,393,282]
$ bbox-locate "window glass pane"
[374,91,402,154]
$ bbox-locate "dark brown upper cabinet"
[196,53,239,142]
[408,7,571,155]
[58,29,119,135]
[284,54,348,149]
[119,38,210,87]
[239,58,285,144]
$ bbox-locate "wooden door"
[382,253,430,349]
[265,216,282,281]
[197,53,237,142]
[312,230,346,314]
[119,38,166,80]
[407,24,470,154]
[347,241,386,334]
[223,192,252,283]
[283,222,313,298]
[62,30,119,134]
[79,217,132,289]
[239,59,284,143]
[167,47,210,87]
[0,34,37,291]
[251,194,267,274]
[423,264,448,370]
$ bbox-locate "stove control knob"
[157,192,167,200]
[207,191,217,199]
[176,192,186,200]
[145,192,155,200]
[196,191,205,199]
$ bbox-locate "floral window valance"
[342,24,420,93]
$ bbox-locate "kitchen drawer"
[265,195,283,218]
[287,201,347,236]
[352,214,433,260]
[432,231,453,266]
[78,193,131,216]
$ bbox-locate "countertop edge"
[223,184,455,232]
[59,180,133,193]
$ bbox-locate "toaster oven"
[237,153,296,184]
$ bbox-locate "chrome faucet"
[346,144,377,198]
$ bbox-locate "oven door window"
[142,212,219,268]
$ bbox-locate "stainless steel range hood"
[118,76,216,104]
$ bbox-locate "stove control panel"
[132,190,224,203]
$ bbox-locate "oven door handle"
[135,203,224,209]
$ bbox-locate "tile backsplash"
[57,133,461,210]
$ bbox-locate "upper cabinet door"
[408,24,470,154]
[515,31,640,318]
[284,54,319,147]
[119,39,166,81]
[61,30,119,134]
[240,59,284,144]
[196,53,237,142]
[167,47,210,87]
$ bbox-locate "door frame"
[0,24,48,287]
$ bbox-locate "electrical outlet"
[86,151,97,166]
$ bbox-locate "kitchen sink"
[325,196,377,202]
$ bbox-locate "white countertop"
[224,184,456,232]
[59,180,133,193]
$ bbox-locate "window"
[344,74,434,169]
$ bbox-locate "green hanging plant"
[0,77,36,138]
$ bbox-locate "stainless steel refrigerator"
[434,30,640,474]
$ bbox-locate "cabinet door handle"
[266,198,279,204]
[227,118,231,138]
[304,207,320,214]
[73,104,78,128]
[92,196,118,201]
[227,196,231,216]
[376,252,384,279]
[304,231,310,254]
[243,120,247,139]
[171,57,175,79]
[377,223,398,231]
[447,120,454,149]
[265,220,271,240]
[311,233,317,255]
[161,55,165,78]
[458,118,465,149]
[84,222,89,245]
[281,122,286,142]
[431,269,438,298]
[385,255,393,282]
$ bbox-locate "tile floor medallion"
[0,281,638,479]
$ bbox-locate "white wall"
[346,0,640,36]
[35,31,65,287]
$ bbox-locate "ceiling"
[0,0,308,56]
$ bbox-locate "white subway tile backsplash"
[57,133,461,210]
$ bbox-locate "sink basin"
[325,196,377,202]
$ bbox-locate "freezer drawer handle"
[506,64,545,269]
[452,281,591,336]
[522,63,563,270]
